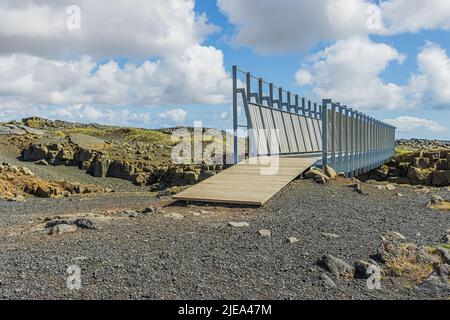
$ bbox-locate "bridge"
[173,66,396,205]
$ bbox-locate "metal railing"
[232,66,396,176]
[321,100,396,177]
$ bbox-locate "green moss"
[23,118,46,129]
[59,127,175,146]
[395,147,413,155]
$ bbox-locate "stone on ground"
[429,195,444,206]
[48,224,77,235]
[163,212,184,220]
[74,219,96,230]
[319,254,354,279]
[34,159,49,167]
[354,259,379,279]
[305,168,330,183]
[385,184,396,191]
[417,264,450,297]
[319,273,337,289]
[228,221,250,228]
[286,237,299,244]
[258,229,271,237]
[442,234,450,244]
[324,165,337,180]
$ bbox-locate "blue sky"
[0,0,449,139]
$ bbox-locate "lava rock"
[319,254,354,279]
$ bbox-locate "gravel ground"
[0,178,448,300]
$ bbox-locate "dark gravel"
[0,179,448,300]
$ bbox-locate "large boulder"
[423,151,441,162]
[47,143,63,152]
[74,147,95,163]
[106,161,137,180]
[436,159,449,170]
[183,171,198,185]
[22,144,48,161]
[412,157,431,169]
[397,162,410,177]
[431,170,448,187]
[88,157,110,177]
[199,170,215,182]
[407,166,432,184]
[33,185,66,198]
[56,148,74,162]
[376,165,389,179]
[444,170,450,184]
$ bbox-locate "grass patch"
[23,118,46,129]
[384,243,436,283]
[60,127,175,145]
[428,201,450,212]
[395,147,414,155]
[438,243,450,250]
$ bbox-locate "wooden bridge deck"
[172,156,320,206]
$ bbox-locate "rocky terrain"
[396,138,450,151]
[0,120,449,300]
[361,145,450,188]
[1,118,230,196]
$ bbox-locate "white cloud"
[0,0,231,119]
[295,36,406,110]
[384,116,447,134]
[409,43,450,108]
[158,108,188,124]
[0,52,230,108]
[0,0,217,59]
[50,105,152,126]
[295,70,313,86]
[218,0,371,54]
[379,0,450,35]
[219,0,450,54]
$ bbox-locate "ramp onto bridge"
[172,156,320,206]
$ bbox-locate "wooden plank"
[172,156,319,206]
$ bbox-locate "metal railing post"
[349,108,354,177]
[246,72,251,103]
[344,107,349,175]
[232,66,238,164]
[337,103,342,173]
[269,83,274,108]
[278,87,283,110]
[331,103,336,168]
[287,91,291,112]
[322,99,331,167]
[258,78,263,105]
